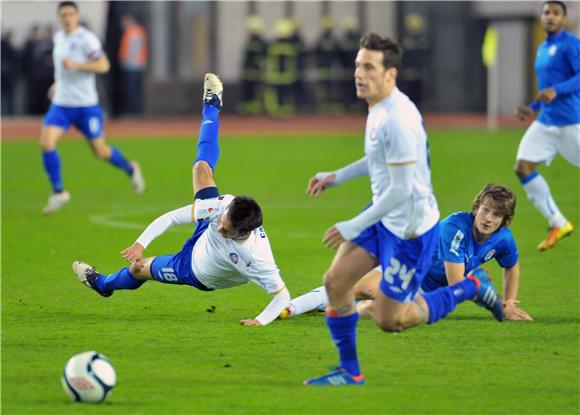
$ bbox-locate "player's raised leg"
[193,73,223,199]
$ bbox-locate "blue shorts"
[43,104,104,140]
[150,221,214,291]
[353,220,439,303]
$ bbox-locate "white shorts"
[516,121,580,167]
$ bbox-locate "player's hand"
[536,87,557,104]
[307,173,336,198]
[47,84,56,101]
[62,59,80,71]
[240,319,262,326]
[121,243,144,266]
[503,301,533,321]
[514,105,533,121]
[323,225,345,249]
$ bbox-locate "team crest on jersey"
[370,127,377,141]
[450,229,464,256]
[548,45,558,56]
[484,250,496,262]
[229,252,239,264]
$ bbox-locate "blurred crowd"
[2,25,55,116]
[238,15,364,117]
[238,14,429,117]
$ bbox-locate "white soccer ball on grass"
[61,351,116,403]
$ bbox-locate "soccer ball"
[61,351,116,403]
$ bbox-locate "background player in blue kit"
[71,74,291,327]
[514,0,579,251]
[303,34,505,386]
[284,184,533,321]
[41,1,145,214]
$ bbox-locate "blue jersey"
[531,30,580,126]
[425,212,519,287]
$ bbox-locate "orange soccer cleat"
[537,221,574,252]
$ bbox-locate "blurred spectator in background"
[288,16,308,112]
[33,25,56,114]
[338,17,363,113]
[118,14,148,116]
[238,15,268,115]
[399,13,429,110]
[264,18,299,117]
[21,25,42,114]
[1,30,17,115]
[312,15,341,114]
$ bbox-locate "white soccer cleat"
[130,161,146,194]
[42,190,71,214]
[72,260,112,297]
[203,73,223,107]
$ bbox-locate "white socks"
[522,172,567,228]
[289,286,328,316]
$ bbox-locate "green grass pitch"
[2,128,579,414]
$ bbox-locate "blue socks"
[194,104,220,170]
[423,278,478,324]
[42,149,63,193]
[326,312,361,376]
[108,147,134,176]
[96,267,144,293]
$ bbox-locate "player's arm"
[121,204,194,263]
[536,39,580,103]
[325,162,414,247]
[63,53,110,74]
[443,261,466,286]
[307,157,368,198]
[240,285,291,327]
[502,262,533,321]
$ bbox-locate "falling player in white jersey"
[41,1,145,214]
[304,33,504,386]
[72,74,290,326]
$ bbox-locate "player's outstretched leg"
[420,268,504,323]
[72,261,145,297]
[193,73,223,199]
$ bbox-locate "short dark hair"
[543,1,567,15]
[58,1,78,11]
[471,184,517,227]
[228,196,263,236]
[359,33,403,71]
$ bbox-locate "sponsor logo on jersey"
[229,252,238,264]
[450,229,464,256]
[548,45,557,56]
[484,249,496,262]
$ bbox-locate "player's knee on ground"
[373,313,405,333]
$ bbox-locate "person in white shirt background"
[41,1,144,215]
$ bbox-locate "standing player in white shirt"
[41,1,145,214]
[304,33,504,386]
[72,74,290,327]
